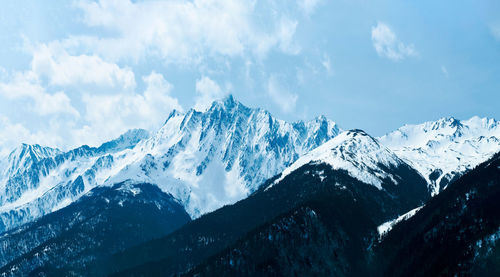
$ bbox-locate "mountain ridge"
[379,115,500,195]
[0,96,341,232]
[268,129,406,190]
[0,96,498,233]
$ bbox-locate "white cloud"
[441,65,449,78]
[267,75,298,113]
[276,18,301,55]
[79,71,182,146]
[0,116,66,156]
[0,71,79,117]
[195,76,228,111]
[0,42,181,150]
[73,0,300,63]
[0,116,36,156]
[322,54,333,75]
[31,43,136,90]
[0,40,141,151]
[371,22,417,61]
[253,17,300,58]
[297,0,321,15]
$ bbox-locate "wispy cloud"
[297,0,322,16]
[195,76,228,111]
[0,116,63,156]
[322,54,333,75]
[441,65,449,78]
[79,71,182,146]
[371,22,417,61]
[267,75,298,113]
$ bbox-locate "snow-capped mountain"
[379,116,500,195]
[105,95,341,216]
[0,96,340,232]
[270,129,408,190]
[0,129,150,232]
[96,130,429,277]
[2,94,497,236]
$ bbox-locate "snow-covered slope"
[379,116,500,195]
[0,129,150,232]
[377,205,423,239]
[0,96,340,231]
[106,95,341,216]
[269,129,407,190]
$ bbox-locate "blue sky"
[0,0,499,152]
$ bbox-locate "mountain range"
[0,95,498,276]
[0,95,340,232]
[379,116,500,195]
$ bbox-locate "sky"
[0,0,499,153]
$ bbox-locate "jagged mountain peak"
[387,116,499,144]
[294,114,338,129]
[156,95,341,150]
[462,116,500,133]
[2,144,61,175]
[434,116,461,128]
[164,109,184,124]
[315,114,328,121]
[109,97,343,217]
[0,128,153,232]
[193,94,241,114]
[162,96,341,140]
[379,116,500,195]
[423,116,465,136]
[0,96,343,231]
[9,144,60,160]
[206,96,252,119]
[214,93,237,108]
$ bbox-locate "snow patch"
[117,184,141,196]
[377,205,423,239]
